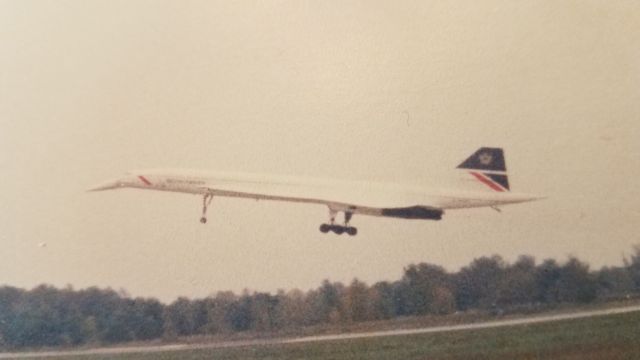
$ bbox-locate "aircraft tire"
[332,225,345,235]
[346,227,357,236]
[200,217,207,224]
[319,224,331,233]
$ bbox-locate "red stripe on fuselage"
[469,171,504,192]
[138,175,152,186]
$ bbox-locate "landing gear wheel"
[320,207,359,235]
[200,217,207,224]
[332,225,345,235]
[319,224,331,233]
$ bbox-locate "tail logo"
[457,147,510,192]
[469,172,508,192]
[479,152,493,165]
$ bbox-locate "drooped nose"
[87,178,122,192]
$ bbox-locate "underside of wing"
[198,181,443,220]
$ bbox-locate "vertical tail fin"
[457,147,510,192]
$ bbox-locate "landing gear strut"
[200,193,213,224]
[319,208,357,236]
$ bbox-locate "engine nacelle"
[381,206,443,220]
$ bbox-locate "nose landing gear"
[200,193,213,224]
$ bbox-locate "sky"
[1,0,639,302]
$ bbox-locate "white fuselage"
[90,169,540,219]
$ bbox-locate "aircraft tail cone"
[87,179,121,192]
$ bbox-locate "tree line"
[2,247,640,350]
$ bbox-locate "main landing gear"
[200,193,213,224]
[319,208,357,236]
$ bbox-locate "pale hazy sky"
[1,1,639,302]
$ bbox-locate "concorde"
[88,148,543,236]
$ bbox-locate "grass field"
[19,310,640,360]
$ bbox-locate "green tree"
[535,259,562,303]
[455,256,506,310]
[309,280,344,324]
[343,279,371,322]
[625,245,640,291]
[597,266,634,298]
[127,298,164,340]
[370,281,396,320]
[403,264,454,315]
[201,291,237,334]
[249,292,280,331]
[163,297,196,337]
[498,255,537,306]
[556,257,597,303]
[278,289,310,328]
[226,293,253,331]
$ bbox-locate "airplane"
[88,147,543,236]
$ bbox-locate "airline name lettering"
[166,178,206,185]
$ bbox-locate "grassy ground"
[24,310,640,360]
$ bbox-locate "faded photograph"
[1,1,639,359]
